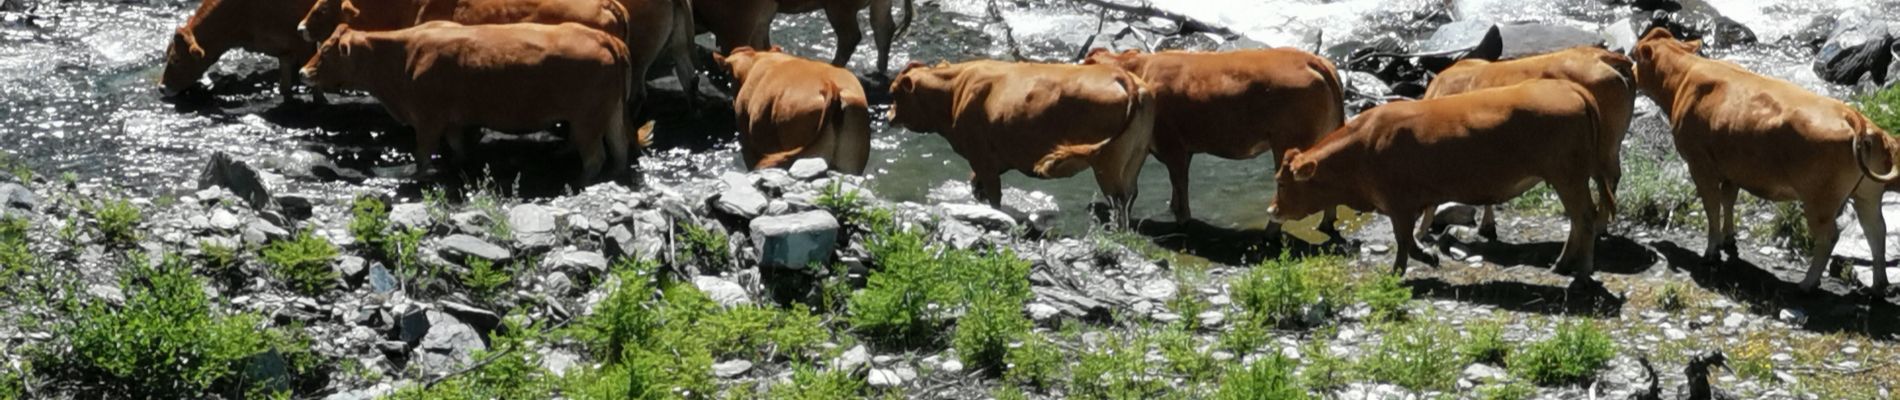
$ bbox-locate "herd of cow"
[157,0,1898,294]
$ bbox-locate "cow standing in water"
[695,0,914,72]
[714,46,872,174]
[889,60,1157,227]
[300,22,639,186]
[1414,46,1637,240]
[1633,27,1897,293]
[1269,79,1613,277]
[162,0,325,102]
[1084,48,1347,236]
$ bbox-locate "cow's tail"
[1314,55,1347,130]
[1852,113,1900,183]
[1594,47,1637,90]
[1575,82,1616,226]
[817,82,844,158]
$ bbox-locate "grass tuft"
[1215,353,1309,400]
[1359,318,1462,391]
[1508,319,1616,385]
[260,229,340,296]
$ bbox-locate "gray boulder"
[789,158,829,180]
[749,211,840,270]
[508,204,559,248]
[407,310,486,376]
[713,174,769,220]
[390,203,432,229]
[941,203,1017,231]
[1813,14,1894,85]
[197,152,272,210]
[549,250,609,276]
[437,234,511,263]
[0,183,36,212]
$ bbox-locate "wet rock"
[693,275,752,307]
[1463,363,1507,383]
[926,182,1059,228]
[549,250,609,276]
[1421,22,1600,63]
[439,301,502,334]
[941,203,1016,231]
[197,152,272,210]
[749,210,839,270]
[322,383,394,400]
[508,204,558,248]
[437,234,511,263]
[789,158,828,180]
[408,310,486,376]
[1813,14,1893,85]
[1637,1,1757,48]
[0,183,36,212]
[390,203,431,229]
[275,196,313,221]
[713,174,769,220]
[714,359,754,378]
[450,211,490,236]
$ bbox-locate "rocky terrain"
[2,0,1900,399]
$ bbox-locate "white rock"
[788,158,829,180]
[714,359,754,378]
[868,368,904,387]
[693,276,752,307]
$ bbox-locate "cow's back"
[1133,49,1342,158]
[383,23,628,129]
[1349,80,1600,204]
[943,62,1141,175]
[185,0,320,55]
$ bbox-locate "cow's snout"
[299,67,316,82]
[1266,205,1280,219]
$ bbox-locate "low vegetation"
[675,221,731,270]
[1853,82,1900,133]
[0,217,34,287]
[89,197,142,246]
[1358,317,1462,391]
[260,229,340,296]
[1214,354,1308,400]
[1509,319,1616,385]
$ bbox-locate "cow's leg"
[1551,178,1599,277]
[1798,194,1848,292]
[1157,150,1193,222]
[1478,205,1499,240]
[1717,182,1741,258]
[569,116,610,187]
[822,2,865,67]
[278,53,325,104]
[1692,178,1729,263]
[412,121,447,181]
[601,104,632,180]
[969,164,1003,207]
[1415,205,1437,240]
[1389,208,1434,274]
[868,0,895,73]
[668,1,700,112]
[1852,184,1890,292]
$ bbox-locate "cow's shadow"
[1407,276,1625,317]
[1132,218,1351,266]
[1650,240,1900,337]
[1430,233,1659,275]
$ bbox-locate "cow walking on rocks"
[1633,27,1897,293]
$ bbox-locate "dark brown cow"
[1634,27,1896,292]
[1268,79,1611,276]
[297,0,696,112]
[695,0,914,72]
[1416,46,1637,240]
[890,60,1156,226]
[1084,48,1346,235]
[714,46,871,174]
[162,0,324,102]
[300,21,636,185]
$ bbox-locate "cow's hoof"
[1796,278,1821,293]
[1721,240,1740,258]
[1478,225,1499,241]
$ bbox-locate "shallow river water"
[0,0,1886,233]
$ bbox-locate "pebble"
[941,360,964,373]
[868,368,904,388]
[713,359,754,378]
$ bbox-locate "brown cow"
[1083,48,1346,235]
[1267,79,1612,276]
[714,46,871,174]
[696,0,914,72]
[890,60,1156,226]
[1415,46,1636,240]
[297,0,697,112]
[162,0,325,102]
[299,21,637,185]
[1633,27,1896,292]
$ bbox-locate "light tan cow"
[161,0,324,102]
[1416,46,1637,240]
[695,0,914,72]
[1083,48,1346,235]
[714,46,871,174]
[889,60,1156,226]
[300,21,638,186]
[1634,27,1896,292]
[1268,79,1612,276]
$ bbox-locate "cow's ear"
[891,74,915,93]
[769,45,784,52]
[1084,48,1111,60]
[1683,39,1703,53]
[176,29,205,58]
[711,51,727,66]
[1640,27,1672,41]
[1291,155,1317,182]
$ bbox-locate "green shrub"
[1215,353,1309,400]
[1355,273,1411,322]
[390,315,552,399]
[260,229,340,296]
[0,361,27,400]
[1217,316,1272,354]
[1071,334,1165,399]
[676,221,731,269]
[766,306,829,361]
[815,180,864,220]
[847,227,953,345]
[1853,83,1900,134]
[384,227,428,276]
[954,291,1033,376]
[462,257,513,300]
[766,364,863,400]
[1754,201,1811,256]
[469,180,513,241]
[1508,320,1616,385]
[197,240,239,273]
[1359,319,1462,391]
[90,197,142,245]
[1005,333,1063,389]
[1,217,35,286]
[45,253,315,397]
[1299,334,1352,391]
[348,195,388,248]
[1232,254,1351,330]
[572,258,660,364]
[1157,324,1216,382]
[565,258,717,399]
[1507,184,1560,216]
[992,385,1030,400]
[705,305,832,362]
[1478,380,1536,400]
[1461,319,1510,365]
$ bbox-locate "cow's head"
[298,0,358,43]
[1266,147,1341,221]
[888,61,956,132]
[160,28,217,97]
[1630,27,1699,96]
[300,25,362,90]
[712,46,780,85]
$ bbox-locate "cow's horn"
[1854,134,1900,183]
